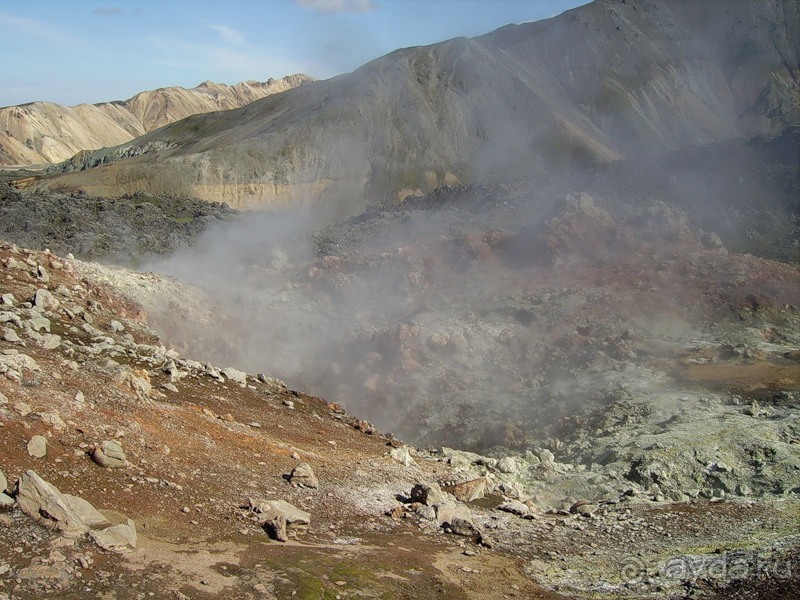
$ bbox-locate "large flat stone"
[250,498,310,525]
[16,470,109,535]
[90,519,137,552]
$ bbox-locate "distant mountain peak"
[0,74,315,167]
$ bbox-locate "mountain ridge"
[27,0,800,218]
[0,74,314,166]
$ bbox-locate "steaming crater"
[12,129,797,506]
[114,169,800,505]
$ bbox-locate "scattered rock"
[539,449,556,467]
[569,499,597,516]
[436,501,481,537]
[497,499,530,517]
[251,499,311,525]
[289,462,319,489]
[25,314,51,332]
[0,352,41,382]
[33,288,57,309]
[249,498,310,542]
[118,368,152,399]
[497,456,517,474]
[264,513,288,542]
[39,333,61,349]
[1,328,19,343]
[0,469,6,493]
[27,435,48,458]
[16,470,109,535]
[411,482,447,506]
[13,401,32,416]
[450,477,489,502]
[91,440,128,468]
[36,411,66,430]
[221,367,247,385]
[0,312,22,327]
[390,445,416,466]
[415,504,437,520]
[354,419,377,434]
[90,519,137,552]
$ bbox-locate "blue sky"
[1,0,588,108]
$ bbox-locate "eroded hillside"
[0,75,313,167]
[0,0,797,596]
[0,241,798,599]
[28,0,800,216]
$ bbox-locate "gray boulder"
[221,367,247,385]
[436,501,481,537]
[90,519,137,552]
[497,499,530,517]
[27,435,48,458]
[289,462,319,489]
[33,289,57,309]
[390,446,415,466]
[263,514,288,542]
[16,470,109,535]
[252,499,310,524]
[249,498,310,542]
[91,441,128,468]
[451,477,489,502]
[2,328,20,343]
[410,482,447,506]
[25,314,51,333]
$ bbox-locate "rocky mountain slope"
[0,179,236,263]
[0,0,797,596]
[28,0,800,217]
[0,75,313,167]
[0,241,797,599]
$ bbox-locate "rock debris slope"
[0,242,797,599]
[0,75,313,167]
[32,0,800,216]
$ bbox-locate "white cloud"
[208,23,247,46]
[144,33,309,80]
[0,12,81,46]
[295,0,377,14]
